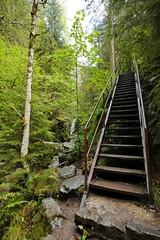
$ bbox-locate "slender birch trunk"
[21,0,39,164]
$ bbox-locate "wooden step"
[111,104,137,109]
[108,120,139,124]
[113,96,136,101]
[117,83,135,87]
[114,93,136,98]
[118,78,135,83]
[109,114,139,118]
[115,90,136,95]
[101,143,142,148]
[118,78,134,81]
[111,109,138,113]
[116,89,136,93]
[114,93,136,99]
[94,166,146,176]
[105,134,141,138]
[116,87,136,92]
[90,179,147,196]
[98,153,144,161]
[112,100,137,106]
[106,127,140,130]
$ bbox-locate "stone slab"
[75,195,160,240]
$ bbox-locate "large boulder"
[60,175,84,194]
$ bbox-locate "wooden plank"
[113,96,136,101]
[112,100,137,105]
[114,92,136,97]
[108,120,139,124]
[98,153,144,160]
[116,87,136,92]
[105,127,140,130]
[94,166,146,176]
[90,179,147,196]
[111,109,138,113]
[101,143,142,148]
[109,114,139,118]
[111,104,137,109]
[104,134,141,138]
[117,84,135,88]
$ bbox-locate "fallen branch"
[42,141,63,146]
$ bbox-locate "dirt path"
[52,196,81,240]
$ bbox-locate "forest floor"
[44,159,160,240]
[45,193,160,240]
[47,195,100,240]
[44,158,98,240]
[51,195,81,240]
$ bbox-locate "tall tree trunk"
[110,13,115,73]
[111,36,115,72]
[21,0,39,165]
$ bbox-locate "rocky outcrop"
[75,195,160,240]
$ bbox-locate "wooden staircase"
[81,70,153,209]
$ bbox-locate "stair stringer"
[134,72,153,206]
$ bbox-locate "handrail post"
[84,128,88,192]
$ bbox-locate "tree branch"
[0,15,30,31]
[9,104,23,119]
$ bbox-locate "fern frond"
[6,201,28,209]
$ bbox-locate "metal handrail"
[84,66,118,192]
[133,58,152,204]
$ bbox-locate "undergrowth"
[0,167,59,240]
[152,183,160,210]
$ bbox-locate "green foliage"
[147,77,160,145]
[0,39,27,171]
[0,168,59,239]
[2,225,26,240]
[93,0,160,171]
[34,168,59,197]
[0,1,72,239]
[152,183,160,210]
[0,0,31,46]
[78,225,89,240]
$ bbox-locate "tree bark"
[21,0,39,164]
[110,12,115,73]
